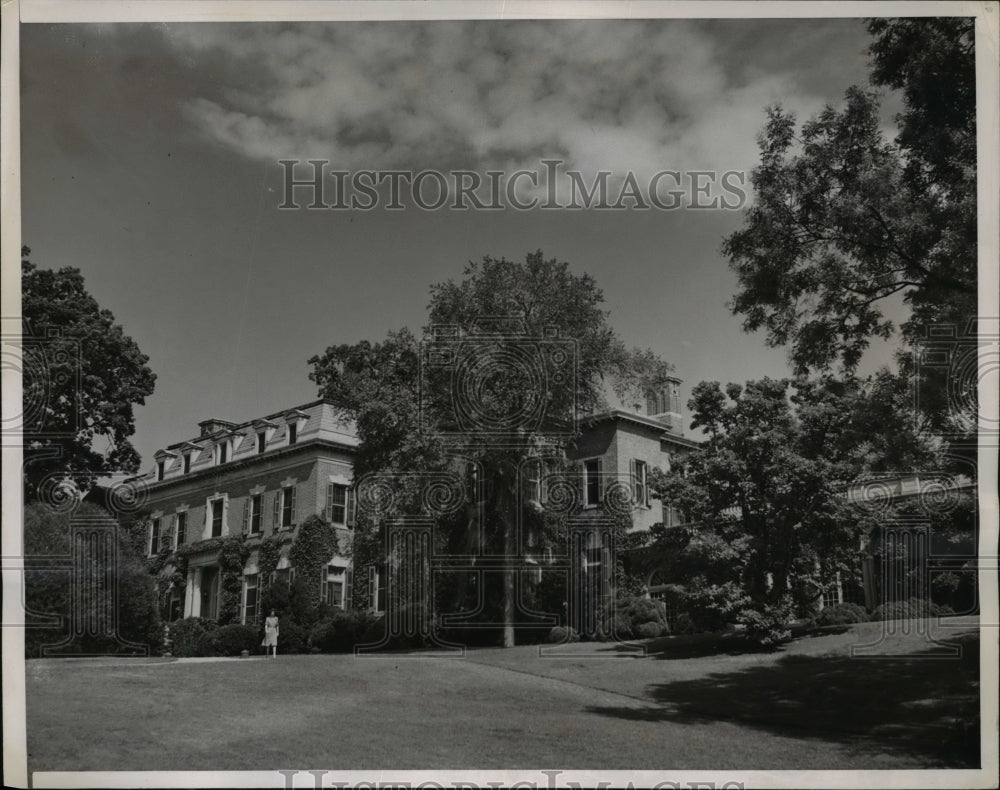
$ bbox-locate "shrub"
[310,610,380,653]
[673,612,697,635]
[873,597,955,621]
[816,602,869,626]
[738,598,794,648]
[545,626,580,644]
[277,620,308,654]
[637,621,667,639]
[600,595,669,640]
[680,580,750,632]
[167,617,218,657]
[211,624,259,656]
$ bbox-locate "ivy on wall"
[217,535,251,625]
[257,535,282,586]
[289,514,339,611]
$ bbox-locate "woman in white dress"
[262,610,279,658]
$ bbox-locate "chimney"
[198,418,237,438]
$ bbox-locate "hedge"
[816,602,870,626]
[873,598,955,621]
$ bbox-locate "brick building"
[137,399,358,623]
[135,382,698,626]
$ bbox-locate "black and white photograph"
[2,1,997,788]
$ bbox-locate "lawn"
[25,616,980,773]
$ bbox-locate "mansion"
[133,381,699,627]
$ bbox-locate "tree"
[310,251,673,646]
[23,502,162,657]
[648,375,937,646]
[723,18,976,376]
[21,247,157,499]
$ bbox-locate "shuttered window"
[281,486,297,528]
[175,511,187,547]
[211,499,224,537]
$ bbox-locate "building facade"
[136,399,358,624]
[135,382,700,627]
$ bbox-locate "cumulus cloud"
[161,20,842,187]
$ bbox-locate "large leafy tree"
[649,375,939,645]
[310,251,673,646]
[23,501,162,657]
[723,18,976,375]
[21,247,157,500]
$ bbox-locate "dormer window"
[283,410,308,447]
[183,453,192,474]
[252,419,278,454]
[153,450,177,481]
[216,439,231,466]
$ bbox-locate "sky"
[18,17,907,470]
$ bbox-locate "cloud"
[160,20,849,184]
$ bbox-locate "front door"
[200,567,220,620]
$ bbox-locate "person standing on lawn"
[262,610,279,658]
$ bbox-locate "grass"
[25,616,980,772]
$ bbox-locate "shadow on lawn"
[587,632,980,767]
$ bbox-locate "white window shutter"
[596,458,605,502]
[325,483,333,522]
[290,486,297,525]
[272,492,280,528]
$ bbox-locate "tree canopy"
[723,18,976,375]
[21,247,157,500]
[310,251,674,645]
[648,374,941,644]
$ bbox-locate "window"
[324,580,344,608]
[326,483,348,526]
[175,511,187,547]
[632,459,649,507]
[217,441,228,466]
[584,459,602,507]
[287,422,298,445]
[243,574,259,625]
[250,494,262,533]
[257,432,266,454]
[322,565,346,608]
[149,518,161,555]
[156,459,165,481]
[281,486,296,528]
[183,453,192,475]
[211,499,224,537]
